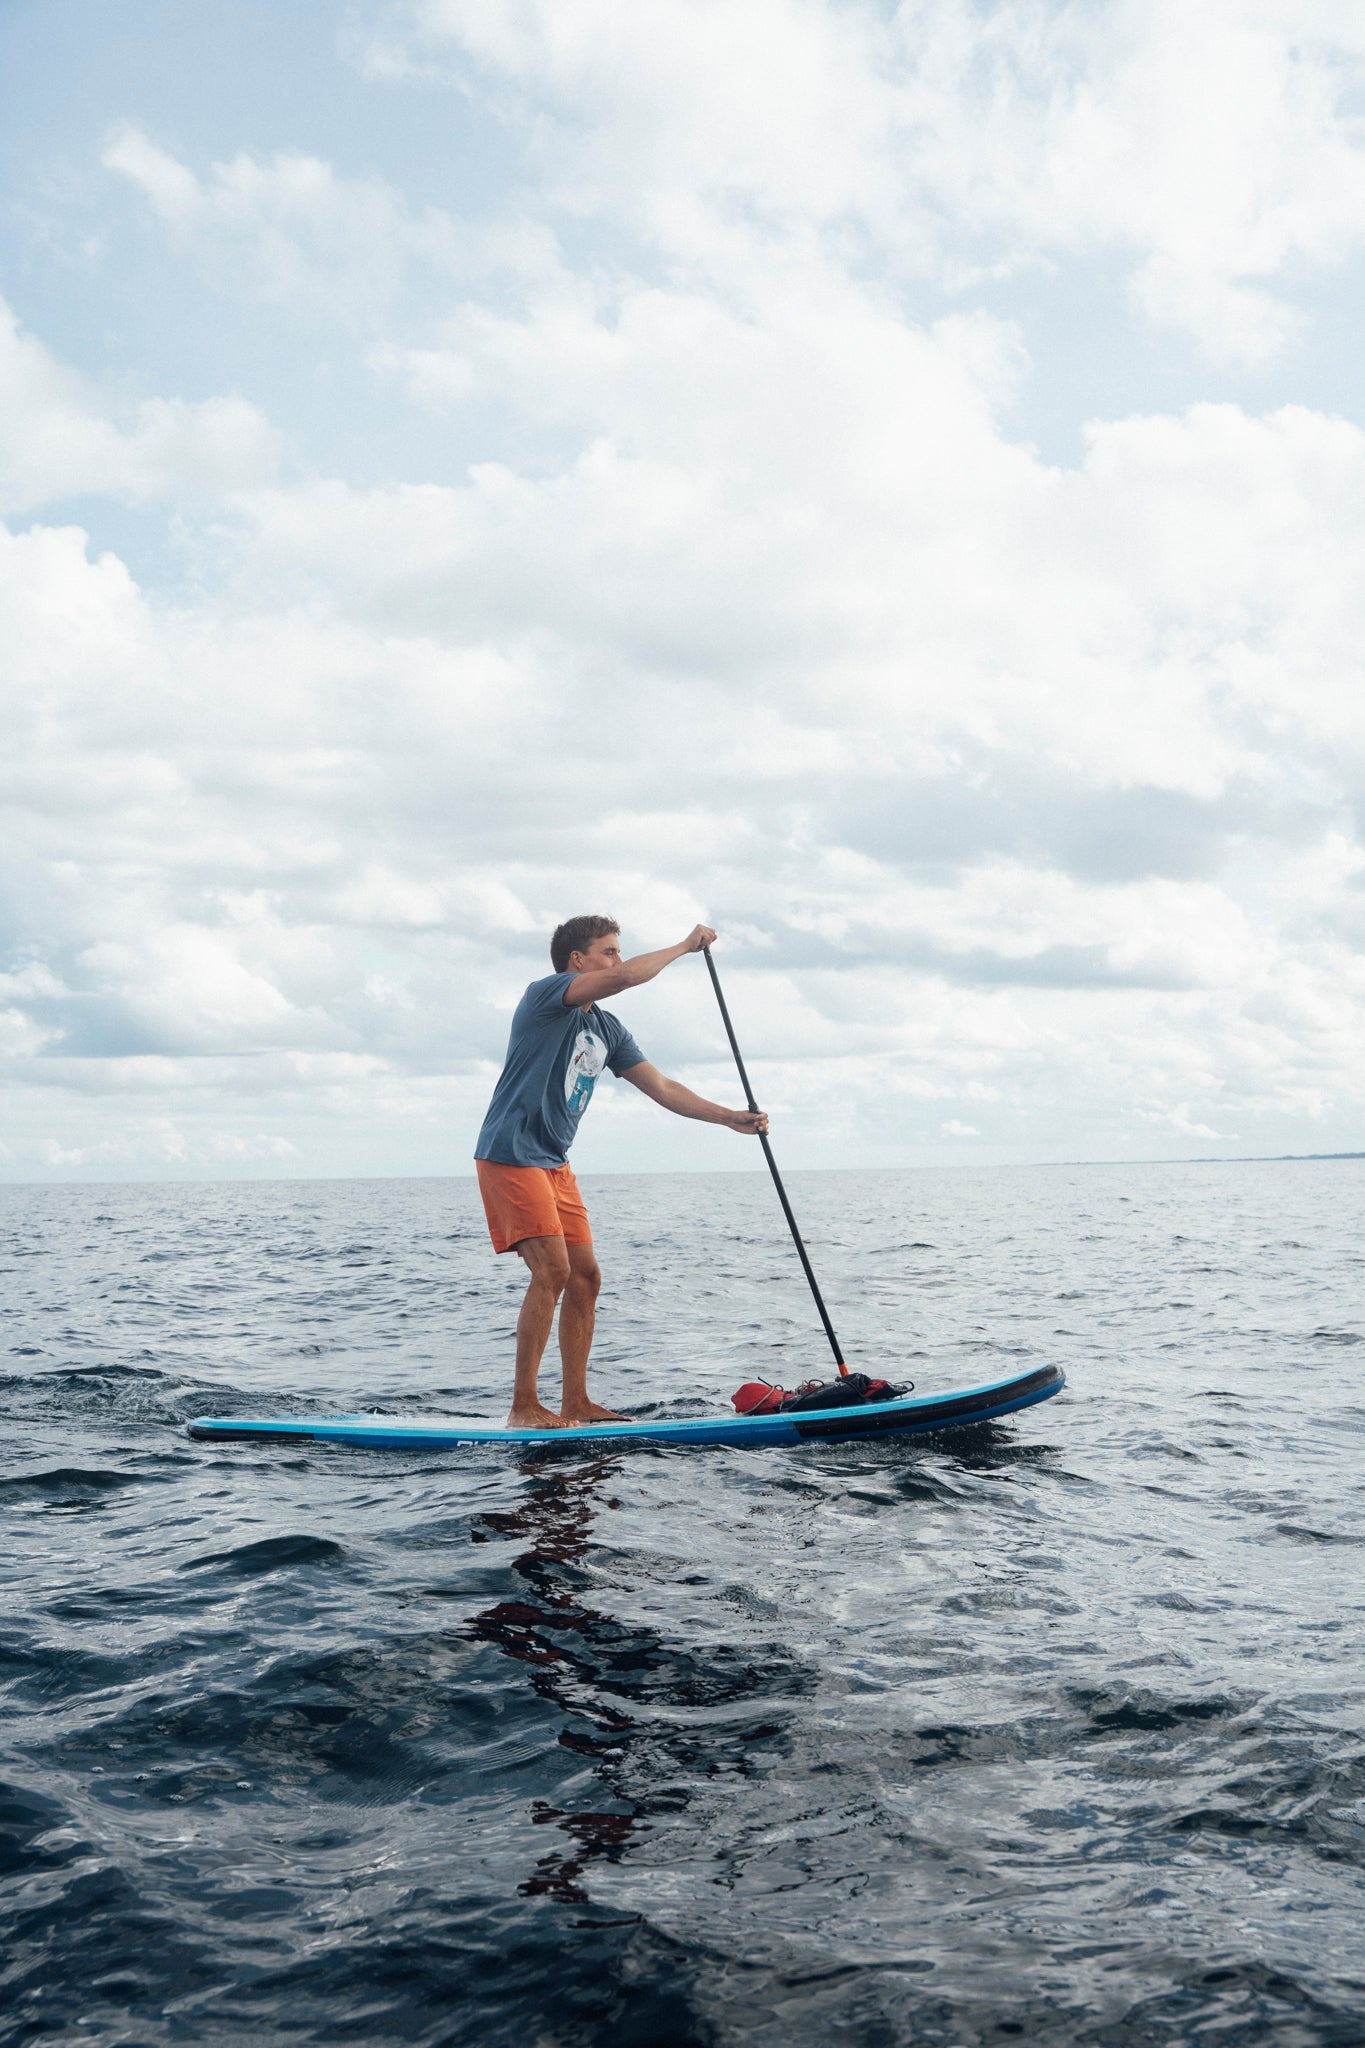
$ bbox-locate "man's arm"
[620,1060,768,1135]
[563,925,716,1009]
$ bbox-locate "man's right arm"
[563,925,717,1008]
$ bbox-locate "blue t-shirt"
[475,973,647,1168]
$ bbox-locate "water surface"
[2,1162,1363,2044]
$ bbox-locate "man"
[475,916,768,1428]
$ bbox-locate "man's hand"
[683,924,718,953]
[725,1108,769,1136]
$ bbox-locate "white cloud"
[366,0,1365,364]
[0,298,279,512]
[103,124,466,317]
[6,320,1365,1172]
[1138,1104,1238,1143]
[35,1121,299,1171]
[230,360,1365,798]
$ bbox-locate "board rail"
[187,1363,1065,1451]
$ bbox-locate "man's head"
[551,914,620,974]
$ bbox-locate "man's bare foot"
[506,1402,566,1430]
[559,1400,635,1425]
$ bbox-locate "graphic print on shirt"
[565,1028,607,1116]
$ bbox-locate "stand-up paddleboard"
[186,1363,1064,1451]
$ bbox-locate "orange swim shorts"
[475,1158,593,1254]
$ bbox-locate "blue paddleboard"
[186,1363,1064,1451]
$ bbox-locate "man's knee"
[518,1237,571,1291]
[567,1255,601,1300]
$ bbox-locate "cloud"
[0,298,279,512]
[37,1123,298,1171]
[366,0,1365,365]
[6,331,1365,1172]
[227,374,1365,797]
[1138,1104,1238,1143]
[103,124,466,319]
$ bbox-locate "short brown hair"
[551,915,619,973]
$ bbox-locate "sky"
[3,0,1365,1182]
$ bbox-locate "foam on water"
[2,1163,1363,2045]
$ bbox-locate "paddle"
[701,945,848,1375]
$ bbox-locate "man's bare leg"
[508,1236,571,1428]
[558,1240,632,1423]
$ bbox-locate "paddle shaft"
[701,946,847,1374]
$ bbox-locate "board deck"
[187,1363,1064,1450]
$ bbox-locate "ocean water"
[1,1161,1363,2047]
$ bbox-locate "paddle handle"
[702,946,848,1374]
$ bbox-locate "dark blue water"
[2,1163,1363,2046]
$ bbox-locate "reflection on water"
[521,1802,647,1915]
[468,1457,652,1919]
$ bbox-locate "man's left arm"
[620,1060,768,1135]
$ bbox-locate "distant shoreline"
[1185,1150,1365,1165]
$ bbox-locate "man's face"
[571,932,621,975]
